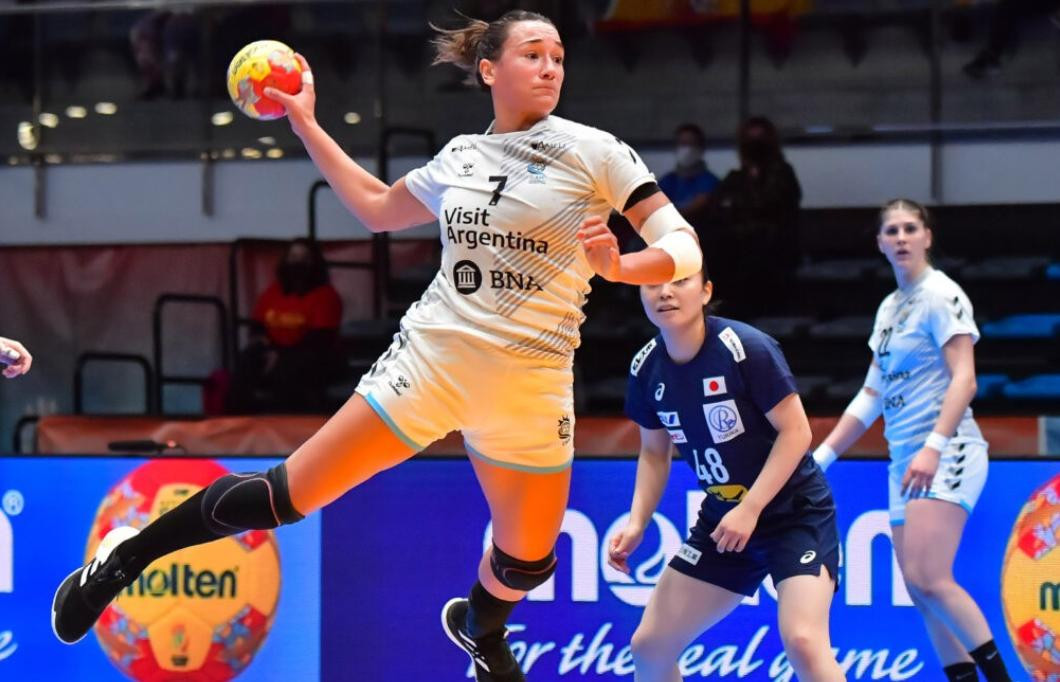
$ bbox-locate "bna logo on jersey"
[453,260,483,295]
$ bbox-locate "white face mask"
[675,145,701,168]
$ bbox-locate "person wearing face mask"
[813,200,1013,682]
[658,123,719,222]
[705,116,801,319]
[611,266,844,682]
[227,237,343,413]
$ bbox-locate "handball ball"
[1000,473,1060,680]
[227,40,302,120]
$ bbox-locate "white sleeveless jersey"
[869,268,984,449]
[402,115,654,367]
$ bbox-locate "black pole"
[928,4,943,202]
[738,0,751,125]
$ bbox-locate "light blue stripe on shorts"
[464,441,572,474]
[362,392,424,452]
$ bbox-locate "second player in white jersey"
[404,115,653,365]
[869,267,985,448]
[814,200,1013,682]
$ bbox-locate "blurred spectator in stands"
[130,8,198,99]
[659,123,719,223]
[227,238,343,414]
[0,0,35,102]
[964,0,1060,79]
[704,116,801,319]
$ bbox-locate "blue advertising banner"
[0,456,321,682]
[323,458,1057,681]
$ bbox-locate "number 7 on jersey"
[488,175,508,206]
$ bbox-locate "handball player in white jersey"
[51,10,702,682]
[814,199,1012,682]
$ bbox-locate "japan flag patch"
[703,376,727,397]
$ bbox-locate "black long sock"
[969,640,1011,682]
[466,581,519,638]
[114,488,227,577]
[943,661,979,681]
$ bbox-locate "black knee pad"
[490,543,557,592]
[201,463,304,536]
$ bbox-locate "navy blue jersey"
[625,316,815,521]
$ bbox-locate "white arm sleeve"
[844,364,883,427]
[639,203,702,281]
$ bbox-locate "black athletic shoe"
[52,526,140,644]
[441,597,526,682]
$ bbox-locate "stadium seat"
[793,375,831,401]
[975,373,1009,400]
[823,376,866,401]
[808,316,875,339]
[1002,375,1060,400]
[980,314,1060,339]
[750,316,815,340]
[959,256,1049,280]
[797,259,879,282]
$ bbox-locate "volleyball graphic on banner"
[85,459,281,681]
[1001,473,1060,681]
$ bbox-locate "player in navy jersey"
[51,11,704,682]
[0,336,32,378]
[814,199,1012,682]
[611,268,844,682]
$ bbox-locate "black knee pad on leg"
[490,543,557,591]
[201,463,304,536]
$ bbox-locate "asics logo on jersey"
[459,163,474,177]
[654,383,665,400]
[800,550,817,564]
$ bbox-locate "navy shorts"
[668,468,841,597]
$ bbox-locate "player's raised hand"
[264,54,317,137]
[0,337,32,378]
[577,216,621,282]
[606,523,645,575]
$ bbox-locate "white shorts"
[887,438,989,525]
[354,325,574,472]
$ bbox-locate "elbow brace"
[843,364,883,427]
[639,203,702,281]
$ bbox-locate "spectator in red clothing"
[228,238,343,413]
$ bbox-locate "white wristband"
[812,443,838,472]
[925,431,950,453]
